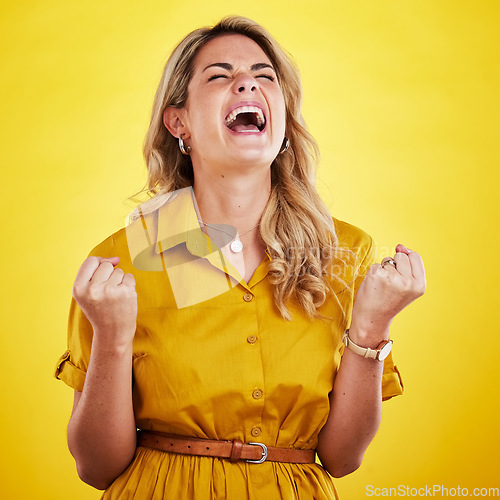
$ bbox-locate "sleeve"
[348,233,404,402]
[54,234,118,392]
[54,298,93,392]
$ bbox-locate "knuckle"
[401,277,413,291]
[124,272,136,282]
[103,282,118,297]
[72,283,83,299]
[88,283,103,301]
[123,286,137,299]
[113,267,124,278]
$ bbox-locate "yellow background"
[1,0,498,498]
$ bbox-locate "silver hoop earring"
[179,134,191,155]
[279,137,290,154]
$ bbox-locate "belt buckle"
[246,442,268,464]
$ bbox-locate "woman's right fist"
[72,256,137,348]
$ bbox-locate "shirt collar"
[145,186,270,289]
[154,187,205,255]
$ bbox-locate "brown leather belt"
[137,431,316,464]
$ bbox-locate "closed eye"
[208,74,229,81]
[256,74,275,81]
[208,74,275,82]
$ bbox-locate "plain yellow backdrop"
[1,0,499,498]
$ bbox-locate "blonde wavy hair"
[135,15,348,320]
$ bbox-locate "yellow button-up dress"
[55,187,403,499]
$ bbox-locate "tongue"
[231,123,260,132]
[227,112,261,133]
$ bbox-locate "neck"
[193,167,271,231]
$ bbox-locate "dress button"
[247,335,257,344]
[252,389,263,400]
[251,426,262,437]
[243,293,253,302]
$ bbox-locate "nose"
[232,73,258,94]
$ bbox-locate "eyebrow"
[202,62,276,73]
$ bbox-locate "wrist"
[342,329,393,362]
[348,321,391,349]
[91,330,134,357]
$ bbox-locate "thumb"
[100,256,120,266]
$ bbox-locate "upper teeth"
[225,106,265,127]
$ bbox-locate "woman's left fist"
[350,244,426,341]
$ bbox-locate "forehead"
[193,34,273,70]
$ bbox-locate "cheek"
[276,100,287,134]
[274,90,286,125]
[186,102,217,133]
[185,86,219,123]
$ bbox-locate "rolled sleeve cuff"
[54,350,86,392]
[382,365,404,401]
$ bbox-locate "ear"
[163,107,189,139]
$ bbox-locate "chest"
[219,239,267,283]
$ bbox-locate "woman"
[55,16,426,499]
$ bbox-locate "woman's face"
[181,34,286,173]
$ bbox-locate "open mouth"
[225,105,266,133]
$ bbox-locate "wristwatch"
[342,329,393,361]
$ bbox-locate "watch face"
[378,341,393,361]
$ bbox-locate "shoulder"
[332,217,374,258]
[86,209,162,272]
[328,217,377,293]
[87,227,129,259]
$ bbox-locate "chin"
[226,148,277,168]
[228,136,281,162]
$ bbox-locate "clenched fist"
[72,256,137,349]
[350,244,426,344]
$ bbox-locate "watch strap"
[342,329,392,361]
